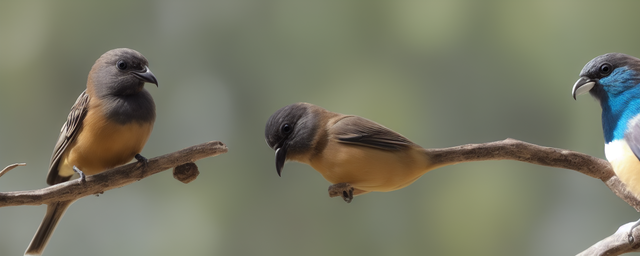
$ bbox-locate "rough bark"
[0,141,227,207]
[3,138,639,255]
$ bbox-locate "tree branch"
[2,138,636,255]
[576,206,640,255]
[577,222,640,256]
[0,141,227,207]
[427,138,640,211]
[424,138,640,255]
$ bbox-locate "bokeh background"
[1,1,639,255]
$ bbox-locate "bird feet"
[135,154,148,168]
[72,166,86,184]
[328,183,354,203]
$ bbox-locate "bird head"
[572,53,640,143]
[572,53,640,101]
[89,48,158,97]
[264,102,319,176]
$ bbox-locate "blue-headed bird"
[572,52,640,238]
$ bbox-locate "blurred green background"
[0,1,638,255]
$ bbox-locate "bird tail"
[24,200,74,256]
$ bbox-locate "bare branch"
[421,138,640,255]
[428,138,613,179]
[578,222,640,255]
[426,138,640,212]
[0,141,227,207]
[2,138,636,255]
[0,163,26,179]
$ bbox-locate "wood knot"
[173,162,199,184]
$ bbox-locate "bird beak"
[132,66,159,87]
[275,145,288,177]
[572,77,595,100]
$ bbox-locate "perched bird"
[25,48,158,255]
[572,52,640,238]
[264,102,443,203]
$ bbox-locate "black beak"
[133,66,159,86]
[275,145,288,177]
[572,77,595,100]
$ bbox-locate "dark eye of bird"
[281,123,292,134]
[599,63,612,75]
[116,60,128,70]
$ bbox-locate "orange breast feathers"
[57,106,154,177]
[307,141,430,192]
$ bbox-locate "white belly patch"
[606,140,640,198]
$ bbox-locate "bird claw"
[72,166,86,184]
[135,154,148,168]
[328,183,354,203]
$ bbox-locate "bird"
[572,52,640,240]
[264,102,443,203]
[25,48,158,256]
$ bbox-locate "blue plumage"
[574,53,640,142]
[573,52,640,238]
[592,66,640,142]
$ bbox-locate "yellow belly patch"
[305,142,431,192]
[58,109,153,177]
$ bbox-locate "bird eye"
[281,123,292,134]
[599,63,612,75]
[116,60,128,70]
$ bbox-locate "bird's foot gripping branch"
[3,141,226,256]
[1,141,225,256]
[3,138,640,255]
[0,141,227,209]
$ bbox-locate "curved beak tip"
[133,66,159,87]
[571,77,595,100]
[275,147,286,177]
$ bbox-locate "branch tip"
[0,163,26,179]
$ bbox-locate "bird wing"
[332,116,414,151]
[46,90,90,185]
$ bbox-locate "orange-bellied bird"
[572,53,640,239]
[264,102,445,203]
[25,48,158,256]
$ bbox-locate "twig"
[577,222,640,256]
[426,138,640,211]
[0,141,227,207]
[0,163,26,179]
[423,138,640,255]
